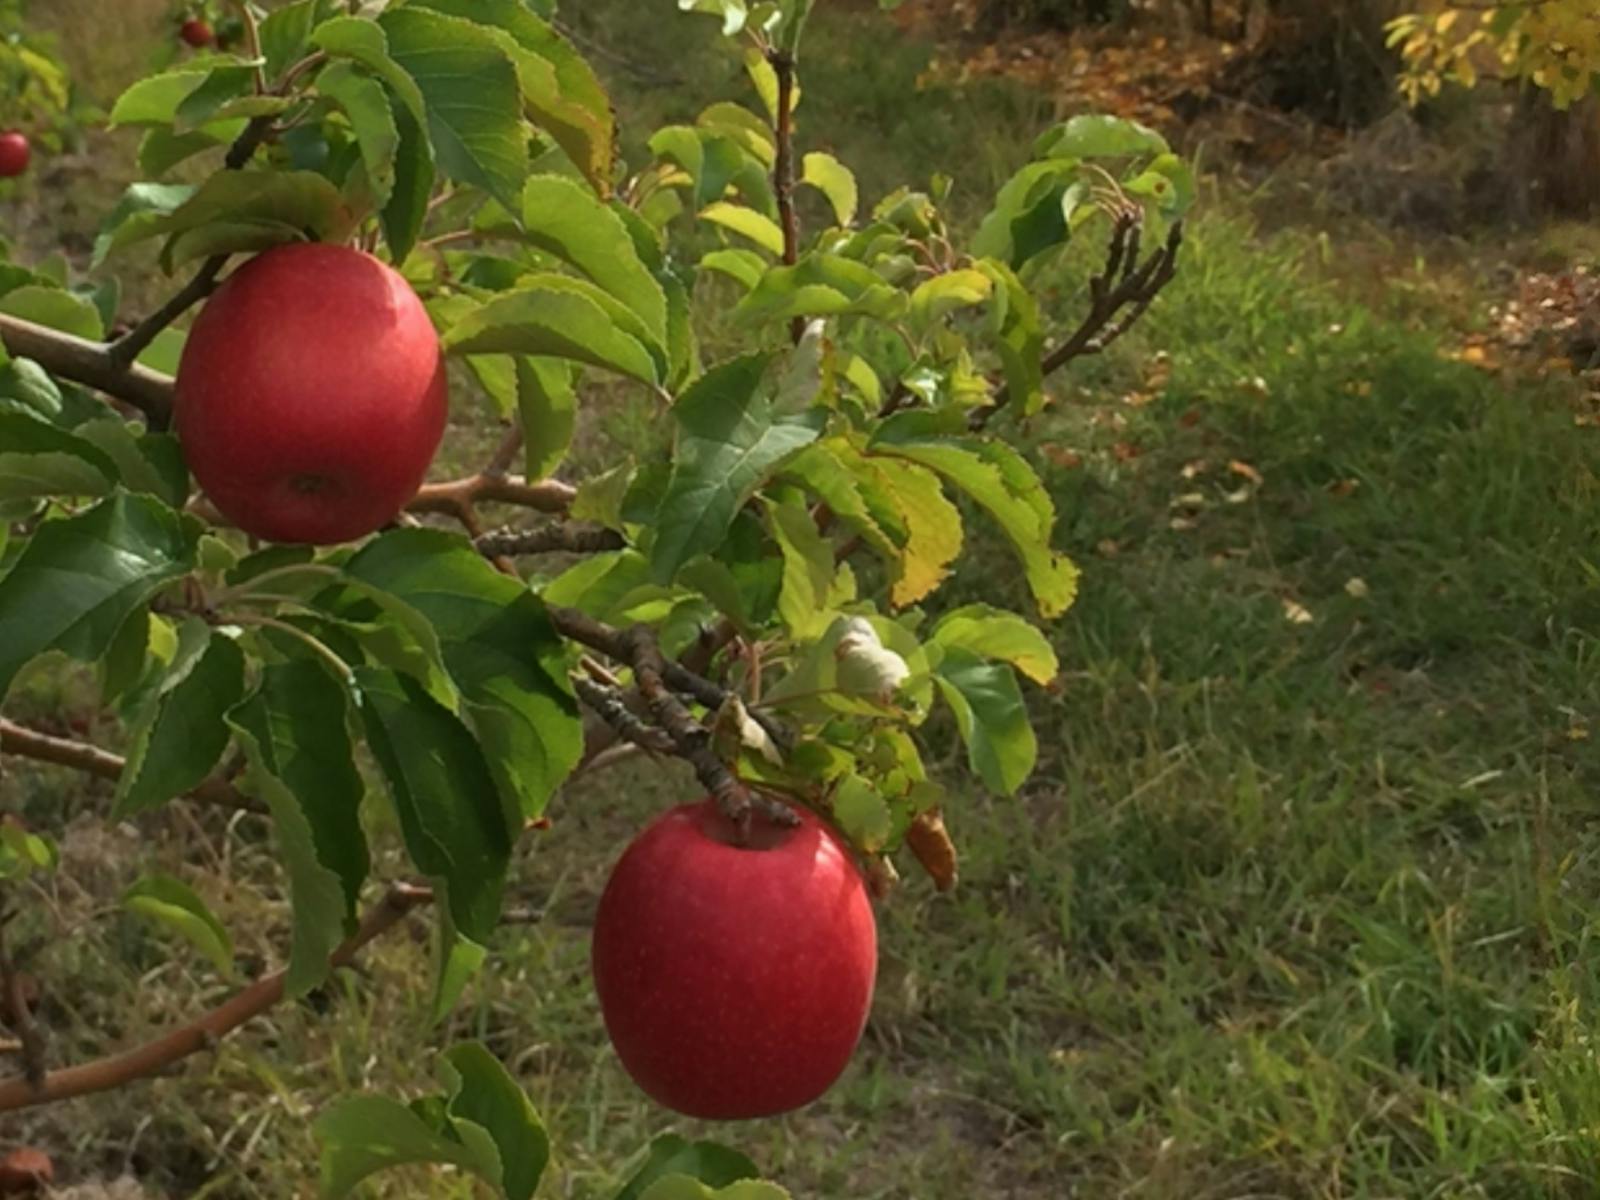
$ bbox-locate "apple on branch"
[174,241,448,545]
[591,800,878,1120]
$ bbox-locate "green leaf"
[384,100,435,264]
[113,631,246,818]
[346,529,582,823]
[93,182,197,266]
[378,6,529,214]
[613,1137,761,1200]
[123,874,234,978]
[800,151,858,226]
[521,175,668,344]
[73,421,192,510]
[699,248,767,291]
[123,170,352,272]
[518,358,577,481]
[356,667,510,943]
[871,415,1078,618]
[316,1042,547,1200]
[680,0,753,37]
[444,285,660,385]
[108,69,210,127]
[909,269,993,329]
[972,160,1077,270]
[850,451,963,608]
[0,413,118,501]
[441,1043,549,1200]
[767,496,837,639]
[0,286,104,340]
[229,660,369,996]
[1034,113,1169,160]
[411,0,616,196]
[311,17,427,120]
[260,0,323,79]
[699,101,776,167]
[316,1096,488,1200]
[172,67,256,133]
[700,202,784,255]
[651,355,825,581]
[317,62,400,209]
[0,492,197,700]
[833,772,892,852]
[638,1177,790,1200]
[976,258,1044,416]
[933,647,1036,795]
[732,253,905,325]
[930,605,1058,685]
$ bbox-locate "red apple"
[180,17,214,47]
[175,241,448,545]
[0,132,30,179]
[591,800,878,1120]
[0,1147,53,1195]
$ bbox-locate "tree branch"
[969,216,1184,430]
[105,113,281,379]
[0,883,433,1113]
[571,676,673,756]
[408,473,577,534]
[625,627,797,835]
[0,314,174,426]
[0,907,46,1090]
[0,719,265,815]
[769,48,804,346]
[475,524,623,558]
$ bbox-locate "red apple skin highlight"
[591,800,878,1120]
[0,132,30,179]
[175,242,448,545]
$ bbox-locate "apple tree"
[0,0,1189,1193]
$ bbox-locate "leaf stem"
[221,613,357,689]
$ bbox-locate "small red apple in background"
[592,800,878,1120]
[0,1147,53,1195]
[0,132,30,179]
[175,241,448,545]
[180,17,214,47]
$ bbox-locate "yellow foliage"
[1388,1,1600,109]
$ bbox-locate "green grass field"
[6,3,1600,1197]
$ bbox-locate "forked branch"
[970,216,1185,430]
[0,883,433,1113]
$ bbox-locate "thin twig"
[0,907,46,1090]
[475,524,624,558]
[0,719,264,815]
[969,217,1184,431]
[106,257,227,375]
[485,425,524,478]
[0,883,433,1113]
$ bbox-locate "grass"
[7,4,1600,1198]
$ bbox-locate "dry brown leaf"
[906,808,958,892]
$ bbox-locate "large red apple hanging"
[174,242,448,545]
[591,800,878,1120]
